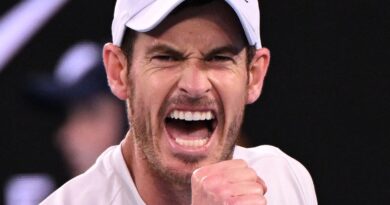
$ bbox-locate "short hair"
[119,28,136,65]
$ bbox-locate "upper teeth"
[169,110,214,121]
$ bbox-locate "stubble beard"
[127,80,245,187]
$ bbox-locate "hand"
[191,159,267,205]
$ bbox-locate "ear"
[246,47,271,104]
[103,43,129,100]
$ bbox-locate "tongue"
[166,120,210,140]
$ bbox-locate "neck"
[121,132,192,205]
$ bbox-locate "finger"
[256,176,267,194]
[218,181,266,198]
[221,167,259,183]
[192,159,247,181]
[226,194,267,205]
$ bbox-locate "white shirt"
[41,145,317,205]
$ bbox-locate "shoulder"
[234,145,318,205]
[40,145,140,205]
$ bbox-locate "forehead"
[137,1,246,51]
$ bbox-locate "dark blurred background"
[0,0,389,204]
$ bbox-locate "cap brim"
[126,0,185,32]
[124,0,261,48]
[224,0,261,48]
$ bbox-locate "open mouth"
[165,110,217,149]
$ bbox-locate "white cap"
[112,0,262,49]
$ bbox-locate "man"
[41,0,317,204]
[27,41,125,177]
[6,41,125,205]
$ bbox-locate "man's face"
[126,1,253,184]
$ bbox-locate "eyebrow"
[146,44,183,57]
[146,43,243,58]
[203,45,243,57]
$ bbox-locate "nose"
[178,59,211,98]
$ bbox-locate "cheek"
[210,69,248,101]
[209,70,248,120]
[131,70,179,121]
[222,85,247,116]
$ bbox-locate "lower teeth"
[175,138,208,147]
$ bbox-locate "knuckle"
[201,175,218,191]
[191,171,201,182]
[201,176,212,190]
[257,186,265,195]
[192,167,208,183]
[259,196,267,204]
[215,186,231,198]
[256,177,267,194]
[225,194,267,205]
[225,197,237,205]
[192,167,203,178]
[247,168,258,179]
[253,194,267,204]
[235,159,248,167]
[252,181,266,195]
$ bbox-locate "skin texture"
[103,1,270,205]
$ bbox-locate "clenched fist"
[191,159,267,205]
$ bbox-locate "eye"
[150,54,183,68]
[206,55,233,62]
[152,55,179,62]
